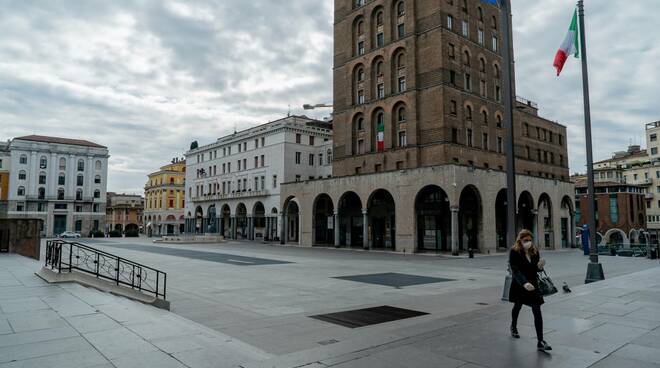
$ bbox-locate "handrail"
[45,239,167,300]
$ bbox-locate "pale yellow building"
[144,158,186,236]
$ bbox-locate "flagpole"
[577,0,604,283]
[499,0,518,250]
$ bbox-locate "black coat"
[508,249,544,306]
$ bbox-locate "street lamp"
[303,103,333,110]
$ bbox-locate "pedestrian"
[508,229,552,352]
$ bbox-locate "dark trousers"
[511,303,543,341]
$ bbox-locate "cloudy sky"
[1,0,657,193]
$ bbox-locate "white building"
[6,135,109,237]
[184,115,332,241]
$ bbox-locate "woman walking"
[509,229,552,351]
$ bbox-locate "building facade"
[184,115,332,240]
[6,135,109,237]
[144,159,186,236]
[573,176,647,246]
[106,192,144,234]
[0,141,9,202]
[277,0,574,254]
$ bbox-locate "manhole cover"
[310,306,429,328]
[334,273,454,287]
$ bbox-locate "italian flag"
[377,120,384,152]
[553,9,579,76]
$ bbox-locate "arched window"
[394,1,406,39]
[479,57,486,72]
[466,105,473,121]
[373,8,385,47]
[76,189,83,201]
[38,187,45,200]
[373,58,385,99]
[462,0,468,13]
[494,64,500,78]
[17,186,25,196]
[492,15,498,30]
[397,1,405,16]
[94,189,101,199]
[59,157,66,170]
[77,159,84,171]
[478,7,484,22]
[352,115,365,155]
[19,154,27,164]
[57,188,65,200]
[482,110,488,124]
[39,172,47,185]
[463,50,471,66]
[39,156,47,169]
[95,160,102,170]
[354,65,366,104]
[397,106,407,123]
[373,111,386,152]
[496,114,503,128]
[354,17,365,56]
[18,170,27,180]
[94,175,101,184]
[394,49,407,93]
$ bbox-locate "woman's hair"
[512,229,538,255]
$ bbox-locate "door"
[53,215,67,236]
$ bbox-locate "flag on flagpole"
[553,9,579,76]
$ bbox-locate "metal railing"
[45,239,166,300]
[597,243,658,258]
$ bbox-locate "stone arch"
[313,194,335,246]
[371,55,386,99]
[560,195,575,248]
[391,47,406,94]
[537,193,553,248]
[367,189,396,249]
[517,191,535,234]
[338,191,364,247]
[253,201,266,239]
[392,101,407,148]
[459,185,483,253]
[604,228,628,246]
[352,113,365,155]
[236,203,248,239]
[352,15,365,56]
[353,62,366,105]
[415,185,451,252]
[282,196,300,244]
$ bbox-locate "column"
[279,213,285,244]
[362,209,369,250]
[451,206,459,256]
[532,209,539,241]
[231,216,237,239]
[247,217,253,240]
[28,151,38,195]
[48,152,57,197]
[334,211,340,247]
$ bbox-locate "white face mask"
[523,241,533,250]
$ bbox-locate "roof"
[14,135,106,149]
[574,179,645,189]
[594,150,648,165]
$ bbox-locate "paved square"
[334,272,455,287]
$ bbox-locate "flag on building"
[553,9,579,76]
[377,120,385,152]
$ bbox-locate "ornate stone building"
[105,192,144,234]
[144,159,186,236]
[278,0,575,253]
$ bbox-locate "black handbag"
[537,270,558,296]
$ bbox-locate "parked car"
[59,231,81,239]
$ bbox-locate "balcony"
[192,190,269,202]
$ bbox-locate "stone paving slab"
[0,254,272,368]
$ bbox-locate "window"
[260,155,265,167]
[398,131,407,147]
[497,137,503,153]
[19,154,27,164]
[295,175,301,182]
[76,189,83,201]
[452,128,458,143]
[480,80,487,97]
[448,43,455,59]
[494,64,500,79]
[482,110,488,124]
[39,172,46,184]
[465,105,473,120]
[496,115,502,128]
[450,100,457,115]
[478,6,484,21]
[495,85,501,102]
[482,133,489,150]
[295,152,301,164]
[18,170,26,180]
[238,160,241,171]
[94,189,100,199]
[77,174,84,186]
[450,70,456,86]
[58,173,65,185]
[464,73,472,91]
[261,137,265,147]
[398,77,406,92]
[492,15,498,30]
[17,204,24,212]
[397,1,405,16]
[17,186,25,196]
[309,136,315,145]
[273,175,278,188]
[77,159,85,171]
[39,156,47,169]
[478,29,484,44]
[492,36,498,52]
[462,20,469,37]
[309,153,314,166]
[652,148,658,155]
[397,106,406,123]
[466,129,473,147]
[463,50,471,66]
[254,156,259,168]
[94,175,101,184]
[57,188,65,200]
[652,134,658,142]
[255,138,259,148]
[95,160,102,170]
[609,195,619,225]
[447,15,453,29]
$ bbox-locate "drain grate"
[334,273,454,287]
[310,306,429,328]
